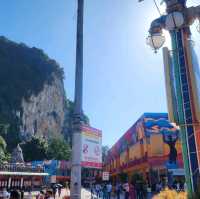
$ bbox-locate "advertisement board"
[102,172,109,181]
[81,125,102,169]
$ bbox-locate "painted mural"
[106,113,182,170]
[31,160,71,182]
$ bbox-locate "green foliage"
[131,173,146,185]
[62,99,90,146]
[0,36,89,161]
[21,136,48,161]
[0,135,9,163]
[3,128,20,153]
[119,172,128,183]
[0,36,64,151]
[47,137,71,160]
[0,135,6,150]
[21,136,71,162]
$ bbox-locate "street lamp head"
[163,0,186,9]
[146,32,166,53]
[165,12,184,30]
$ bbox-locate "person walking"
[146,185,152,199]
[129,183,136,199]
[58,187,62,197]
[106,182,112,199]
[95,184,101,199]
[45,190,54,199]
[2,188,10,199]
[20,189,24,199]
[102,183,107,199]
[27,191,32,199]
[9,190,20,199]
[90,184,95,199]
[115,183,121,199]
[52,187,57,199]
[37,191,45,199]
[123,182,129,199]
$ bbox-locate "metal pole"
[70,0,84,198]
[145,0,200,196]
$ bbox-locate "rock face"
[20,75,66,139]
[11,144,24,163]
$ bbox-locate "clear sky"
[0,0,199,147]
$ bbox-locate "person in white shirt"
[27,191,32,199]
[95,184,101,199]
[2,188,10,199]
[106,183,112,199]
[123,183,129,199]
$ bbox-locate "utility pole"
[70,0,84,199]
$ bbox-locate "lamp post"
[70,0,84,199]
[144,0,200,196]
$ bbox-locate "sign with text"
[102,172,109,181]
[81,125,102,169]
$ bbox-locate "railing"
[0,163,44,173]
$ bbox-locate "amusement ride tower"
[145,0,200,196]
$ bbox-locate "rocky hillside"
[0,36,88,153]
[20,75,65,139]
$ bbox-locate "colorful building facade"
[104,113,184,184]
[31,160,71,184]
[0,163,48,190]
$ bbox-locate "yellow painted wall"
[120,151,126,165]
[150,134,164,156]
[128,142,142,160]
[105,133,183,173]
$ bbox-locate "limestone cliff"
[20,75,65,139]
[0,36,89,151]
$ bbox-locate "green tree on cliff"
[47,137,71,160]
[0,136,8,163]
[0,36,64,152]
[21,136,48,161]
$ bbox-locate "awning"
[0,171,49,176]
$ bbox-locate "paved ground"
[81,190,154,199]
[24,188,154,199]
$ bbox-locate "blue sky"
[0,0,199,147]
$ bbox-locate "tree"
[47,137,71,160]
[62,99,89,146]
[21,136,48,161]
[119,172,128,183]
[0,36,64,152]
[0,135,9,163]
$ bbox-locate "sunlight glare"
[163,30,172,49]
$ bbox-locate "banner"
[102,172,109,181]
[81,125,102,169]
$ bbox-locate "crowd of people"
[90,180,187,199]
[90,181,150,199]
[0,180,186,199]
[0,186,64,199]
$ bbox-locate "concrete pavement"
[24,188,154,199]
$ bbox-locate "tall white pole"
[70,0,84,199]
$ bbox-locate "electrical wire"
[153,0,162,16]
[196,18,200,33]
